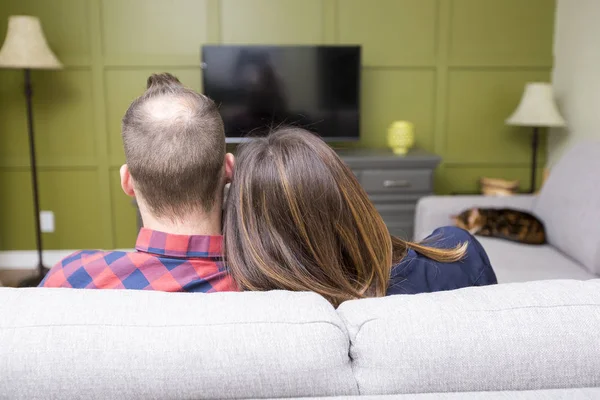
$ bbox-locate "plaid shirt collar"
[135,228,223,259]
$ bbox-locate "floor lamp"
[506,83,566,193]
[0,16,63,286]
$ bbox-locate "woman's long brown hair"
[224,128,466,306]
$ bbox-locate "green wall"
[0,0,555,250]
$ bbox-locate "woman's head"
[224,127,467,306]
[224,127,393,306]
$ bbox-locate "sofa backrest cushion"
[533,141,600,274]
[0,288,358,399]
[337,279,600,395]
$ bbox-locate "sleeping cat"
[453,208,546,245]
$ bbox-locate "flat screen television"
[202,45,361,142]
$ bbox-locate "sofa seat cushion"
[0,288,358,400]
[337,280,600,396]
[477,237,597,283]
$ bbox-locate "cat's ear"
[452,214,467,230]
[468,208,480,226]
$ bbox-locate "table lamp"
[506,83,566,193]
[0,16,63,286]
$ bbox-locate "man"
[40,73,237,292]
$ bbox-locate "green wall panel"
[0,70,28,166]
[0,69,96,167]
[31,70,96,165]
[109,168,138,248]
[0,0,557,250]
[361,69,435,150]
[338,0,437,67]
[449,0,555,66]
[102,0,209,65]
[0,170,35,250]
[105,68,203,166]
[445,69,551,165]
[221,0,324,44]
[0,169,105,250]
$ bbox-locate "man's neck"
[140,210,222,236]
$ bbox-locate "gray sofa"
[2,280,600,399]
[415,141,600,283]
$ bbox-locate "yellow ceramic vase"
[387,121,415,155]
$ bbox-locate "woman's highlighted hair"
[224,127,466,306]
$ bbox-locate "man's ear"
[224,153,235,183]
[120,164,135,197]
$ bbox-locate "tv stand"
[337,148,441,240]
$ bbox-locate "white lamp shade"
[506,83,566,127]
[0,15,62,69]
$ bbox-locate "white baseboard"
[0,249,134,270]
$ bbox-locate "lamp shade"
[0,16,62,69]
[506,83,566,127]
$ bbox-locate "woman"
[224,128,496,306]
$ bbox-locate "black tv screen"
[202,45,361,142]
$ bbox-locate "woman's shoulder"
[420,226,494,273]
[387,226,497,295]
[425,226,475,247]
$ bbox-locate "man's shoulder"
[57,249,133,268]
[58,249,103,266]
[39,249,135,288]
[425,226,474,247]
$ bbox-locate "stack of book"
[479,177,520,196]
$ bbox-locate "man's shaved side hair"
[122,73,225,218]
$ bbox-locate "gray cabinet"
[339,149,441,240]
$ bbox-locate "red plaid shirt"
[39,228,238,292]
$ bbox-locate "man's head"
[120,73,233,221]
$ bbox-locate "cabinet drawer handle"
[383,179,411,188]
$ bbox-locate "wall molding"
[0,249,134,270]
[0,161,98,170]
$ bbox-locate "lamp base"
[18,266,49,288]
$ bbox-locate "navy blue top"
[387,226,497,295]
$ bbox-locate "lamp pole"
[18,68,48,287]
[23,68,47,282]
[530,126,539,194]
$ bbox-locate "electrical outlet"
[40,211,55,233]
